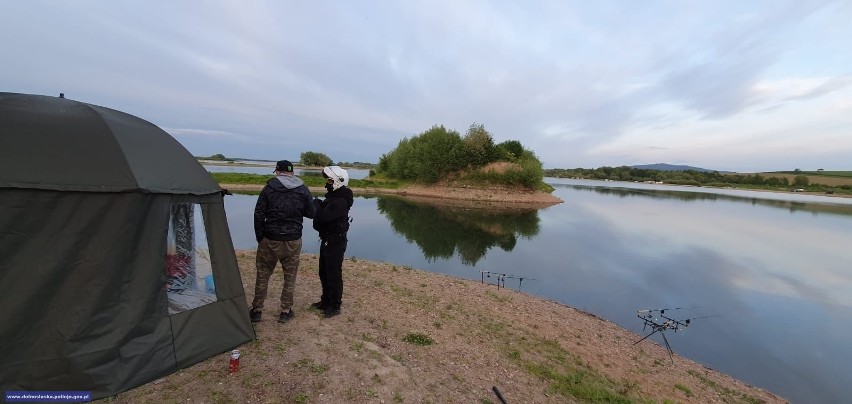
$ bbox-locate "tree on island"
[300,151,333,167]
[207,153,231,161]
[376,123,545,189]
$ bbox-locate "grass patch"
[210,172,398,189]
[485,290,513,303]
[524,362,631,403]
[783,170,852,178]
[487,320,633,403]
[293,358,328,375]
[210,172,269,184]
[482,318,508,334]
[402,332,434,346]
[618,380,639,396]
[413,294,439,309]
[674,383,693,397]
[687,370,765,404]
[388,284,413,297]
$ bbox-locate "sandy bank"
[118,252,785,403]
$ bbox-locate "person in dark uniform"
[249,160,316,323]
[311,165,353,318]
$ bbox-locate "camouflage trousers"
[251,238,302,313]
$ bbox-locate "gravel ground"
[114,251,786,403]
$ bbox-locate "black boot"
[323,307,341,318]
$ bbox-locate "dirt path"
[116,252,785,403]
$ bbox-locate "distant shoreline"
[206,160,849,203]
[218,182,564,207]
[568,178,852,200]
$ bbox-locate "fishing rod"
[480,271,536,291]
[492,386,508,404]
[633,307,716,364]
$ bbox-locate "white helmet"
[322,165,349,191]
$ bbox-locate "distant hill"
[631,163,723,173]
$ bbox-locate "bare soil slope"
[115,252,785,403]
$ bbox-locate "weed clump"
[403,332,434,346]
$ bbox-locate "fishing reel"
[634,307,715,363]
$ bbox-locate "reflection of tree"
[376,196,540,265]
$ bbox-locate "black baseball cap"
[275,160,294,173]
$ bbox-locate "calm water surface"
[223,178,852,403]
[204,164,369,179]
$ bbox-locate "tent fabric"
[0,92,220,194]
[0,93,255,399]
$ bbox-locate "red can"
[228,349,240,373]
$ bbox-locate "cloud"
[163,128,250,141]
[654,1,831,119]
[2,0,851,171]
[784,74,852,101]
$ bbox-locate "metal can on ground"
[228,349,240,373]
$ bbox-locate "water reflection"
[555,181,852,218]
[375,196,540,265]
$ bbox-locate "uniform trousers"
[318,235,347,310]
[252,238,302,313]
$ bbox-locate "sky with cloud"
[3,1,850,172]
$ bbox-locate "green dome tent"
[0,92,255,398]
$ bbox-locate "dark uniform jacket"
[254,175,317,242]
[313,186,354,240]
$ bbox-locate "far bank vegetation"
[376,123,550,191]
[546,166,852,196]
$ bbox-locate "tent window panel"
[166,203,217,314]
